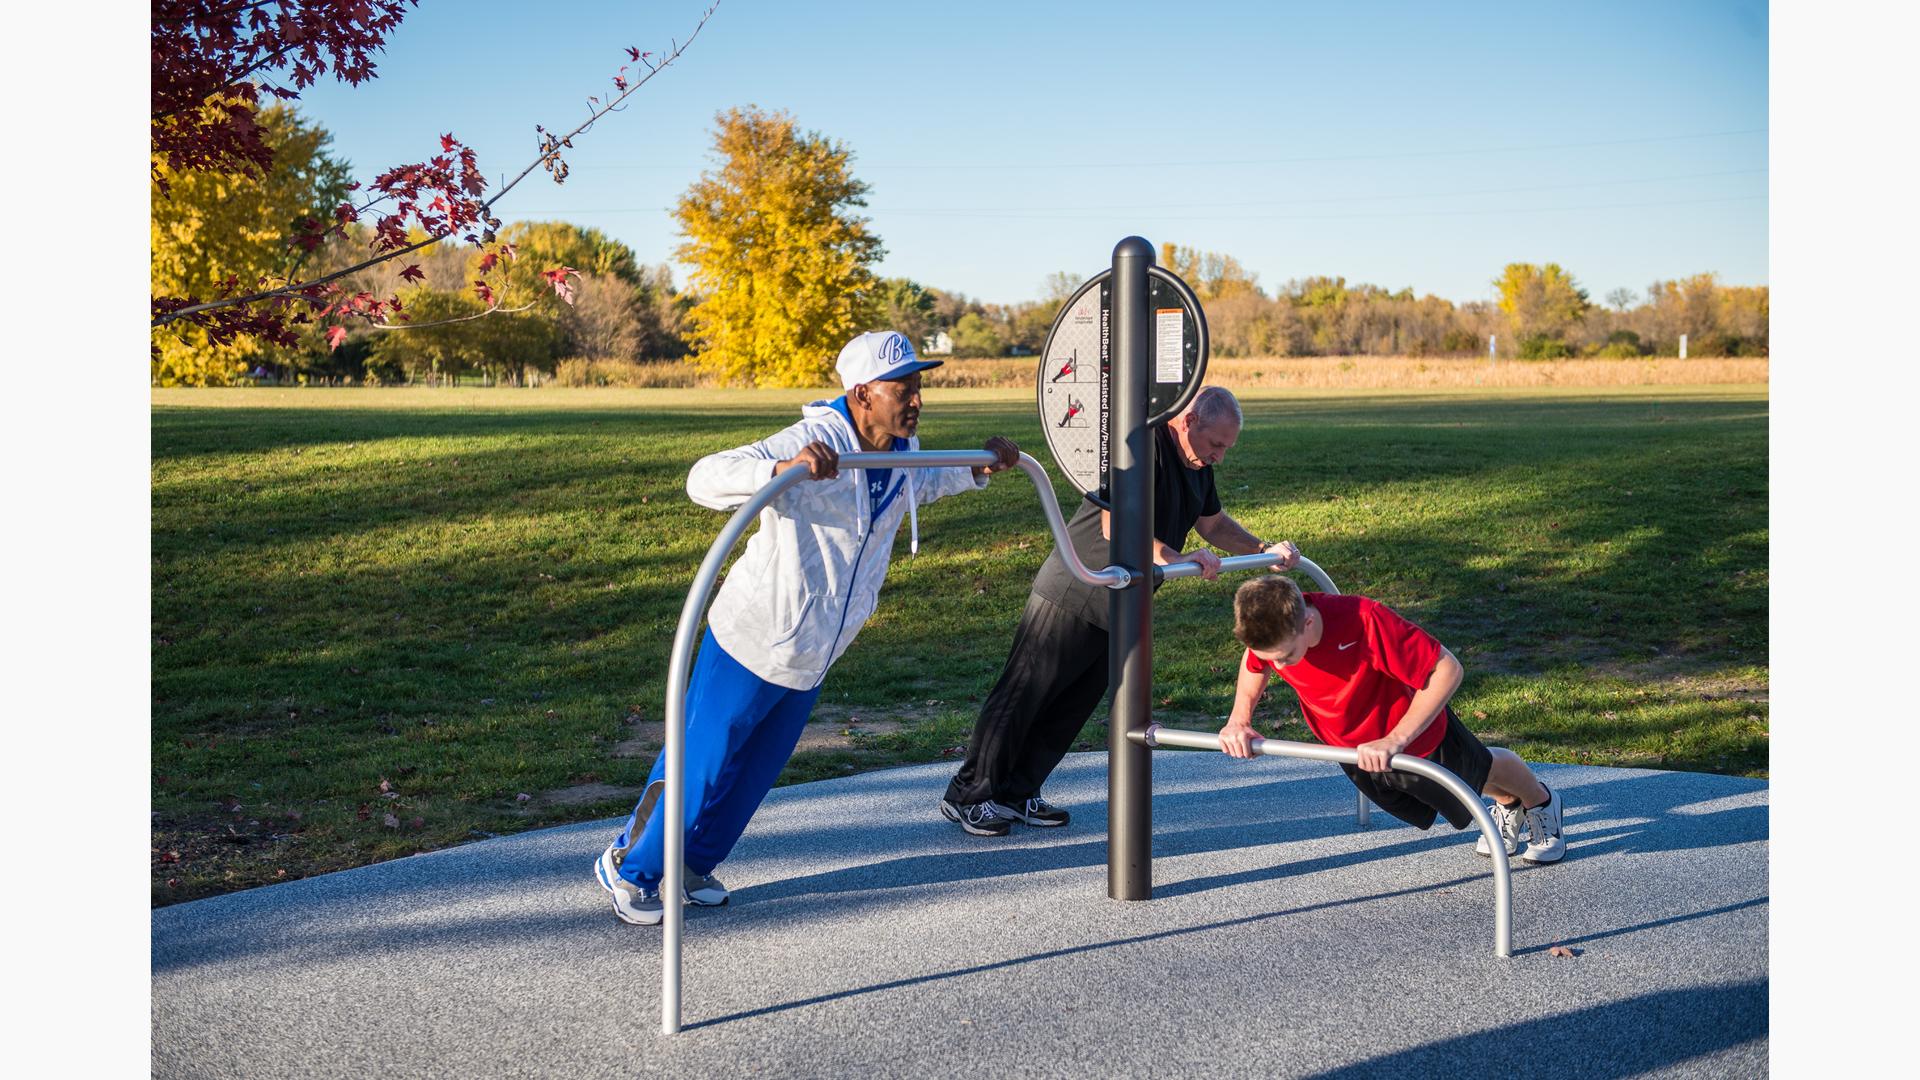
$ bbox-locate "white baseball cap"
[835,330,943,390]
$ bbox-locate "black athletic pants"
[944,592,1110,807]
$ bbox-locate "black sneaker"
[940,798,1011,837]
[993,796,1070,828]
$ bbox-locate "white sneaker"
[1520,785,1567,864]
[595,844,664,925]
[1475,799,1526,857]
[682,867,729,907]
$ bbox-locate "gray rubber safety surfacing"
[154,751,1768,1079]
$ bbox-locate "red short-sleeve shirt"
[1244,593,1448,756]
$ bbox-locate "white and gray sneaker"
[992,796,1071,828]
[1475,799,1527,857]
[595,844,664,926]
[1520,785,1567,864]
[682,867,729,907]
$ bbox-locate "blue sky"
[295,0,1768,306]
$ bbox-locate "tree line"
[1201,259,1768,361]
[151,104,1767,387]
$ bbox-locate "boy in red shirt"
[1219,576,1565,863]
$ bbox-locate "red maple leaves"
[542,267,581,305]
[151,1,418,191]
[151,2,719,353]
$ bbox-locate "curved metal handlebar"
[660,447,1125,1034]
[1158,552,1337,593]
[830,450,1130,589]
[833,452,1331,594]
[1131,724,1512,958]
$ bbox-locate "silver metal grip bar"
[1158,552,1337,594]
[1130,724,1512,958]
[660,448,1126,1034]
[1152,551,1366,831]
[864,450,1132,590]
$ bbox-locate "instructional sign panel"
[1155,308,1183,383]
[1038,265,1207,505]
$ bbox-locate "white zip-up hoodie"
[687,399,988,690]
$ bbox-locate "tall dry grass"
[924,355,1768,390]
[552,357,712,388]
[273,354,1768,394]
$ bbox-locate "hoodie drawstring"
[907,471,920,556]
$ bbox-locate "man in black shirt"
[940,386,1300,835]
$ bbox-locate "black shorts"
[1341,709,1494,831]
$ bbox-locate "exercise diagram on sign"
[1037,266,1205,507]
[1036,285,1108,498]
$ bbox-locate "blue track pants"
[610,628,822,889]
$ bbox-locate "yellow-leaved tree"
[1159,243,1261,302]
[150,103,352,385]
[1494,262,1590,358]
[675,107,883,386]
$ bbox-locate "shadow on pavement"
[685,873,1494,1032]
[1300,979,1768,1079]
[1512,896,1770,957]
[153,767,1767,978]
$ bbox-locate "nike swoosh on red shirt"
[1337,641,1358,650]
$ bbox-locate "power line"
[573,127,1768,171]
[868,168,1768,214]
[1003,193,1770,224]
[512,185,1768,222]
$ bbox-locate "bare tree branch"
[365,302,538,331]
[153,232,445,323]
[480,5,715,215]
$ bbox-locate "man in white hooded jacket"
[596,330,1020,925]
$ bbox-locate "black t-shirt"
[1030,423,1224,629]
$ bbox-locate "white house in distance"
[922,331,953,356]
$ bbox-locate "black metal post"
[1108,236,1155,900]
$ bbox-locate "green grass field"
[151,385,1768,904]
